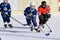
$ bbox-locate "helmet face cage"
[30,2,35,9]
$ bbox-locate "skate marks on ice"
[0,26,30,29]
[0,26,51,33]
[0,32,60,40]
[0,29,37,33]
[0,27,60,40]
[0,26,37,33]
[13,26,29,29]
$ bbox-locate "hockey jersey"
[0,2,11,15]
[24,7,37,16]
[38,5,50,15]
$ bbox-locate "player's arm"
[0,4,1,12]
[33,9,37,17]
[47,5,50,13]
[34,9,37,15]
[38,7,41,16]
[0,3,4,13]
[0,3,2,12]
[8,3,11,17]
[46,5,51,18]
[24,8,28,16]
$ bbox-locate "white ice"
[0,14,60,40]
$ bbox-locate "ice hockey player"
[24,2,40,32]
[38,1,51,28]
[0,0,13,28]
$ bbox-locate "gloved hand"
[5,12,11,17]
[38,12,41,16]
[27,13,32,16]
[26,13,33,19]
[33,15,36,18]
[8,14,11,17]
[47,11,50,13]
[5,12,8,15]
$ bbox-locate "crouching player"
[38,1,51,28]
[24,2,40,32]
[0,0,13,28]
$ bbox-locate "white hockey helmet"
[30,2,35,6]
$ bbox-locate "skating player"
[0,0,13,28]
[24,2,40,32]
[38,1,51,28]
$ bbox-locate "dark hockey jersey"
[24,7,37,16]
[0,2,11,15]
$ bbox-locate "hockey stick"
[46,24,52,32]
[10,16,25,26]
[3,13,26,26]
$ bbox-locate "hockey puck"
[45,33,50,36]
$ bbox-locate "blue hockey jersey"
[0,2,11,15]
[24,7,37,16]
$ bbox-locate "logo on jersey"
[4,7,8,11]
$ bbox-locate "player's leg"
[1,14,7,28]
[26,18,33,31]
[32,17,37,27]
[32,17,40,32]
[47,14,51,19]
[38,15,44,28]
[44,13,51,23]
[7,17,13,28]
[4,18,7,28]
[26,18,32,26]
[43,14,48,24]
[39,15,43,25]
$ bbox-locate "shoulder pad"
[26,7,30,9]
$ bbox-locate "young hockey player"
[38,1,51,28]
[24,2,40,32]
[0,0,13,28]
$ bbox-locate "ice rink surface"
[0,14,60,40]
